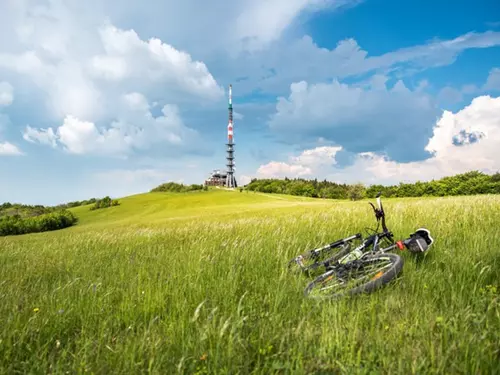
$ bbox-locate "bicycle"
[287,193,434,299]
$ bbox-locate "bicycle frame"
[290,232,362,273]
[309,233,362,258]
[289,192,434,275]
[326,193,396,266]
[330,230,394,265]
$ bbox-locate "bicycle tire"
[304,252,404,299]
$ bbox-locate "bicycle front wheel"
[304,253,404,299]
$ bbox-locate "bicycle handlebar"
[369,192,389,234]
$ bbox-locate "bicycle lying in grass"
[287,193,434,299]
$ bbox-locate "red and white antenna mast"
[225,84,237,188]
[228,84,233,141]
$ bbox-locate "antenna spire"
[225,84,237,188]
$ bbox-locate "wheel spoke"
[305,254,402,299]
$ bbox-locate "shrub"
[0,210,78,236]
[90,196,120,211]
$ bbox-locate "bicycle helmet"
[405,228,434,253]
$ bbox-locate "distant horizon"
[2,168,498,207]
[1,0,499,204]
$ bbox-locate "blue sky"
[0,0,499,205]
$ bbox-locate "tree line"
[53,198,99,209]
[151,182,207,193]
[0,202,59,217]
[244,171,500,200]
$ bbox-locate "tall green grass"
[0,191,499,374]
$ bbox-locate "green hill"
[1,189,499,374]
[69,189,324,227]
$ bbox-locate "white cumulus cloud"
[290,145,343,166]
[0,142,23,156]
[256,95,500,184]
[0,0,224,140]
[257,161,313,178]
[23,126,58,148]
[257,146,342,177]
[89,23,224,101]
[22,93,201,157]
[422,95,500,173]
[269,78,439,162]
[235,0,360,51]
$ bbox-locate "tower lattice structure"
[225,84,237,188]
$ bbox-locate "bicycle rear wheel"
[304,253,404,299]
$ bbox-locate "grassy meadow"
[0,189,499,374]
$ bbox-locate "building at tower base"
[204,169,227,187]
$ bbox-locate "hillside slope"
[69,189,326,228]
[1,190,499,374]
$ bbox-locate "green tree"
[348,183,365,201]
